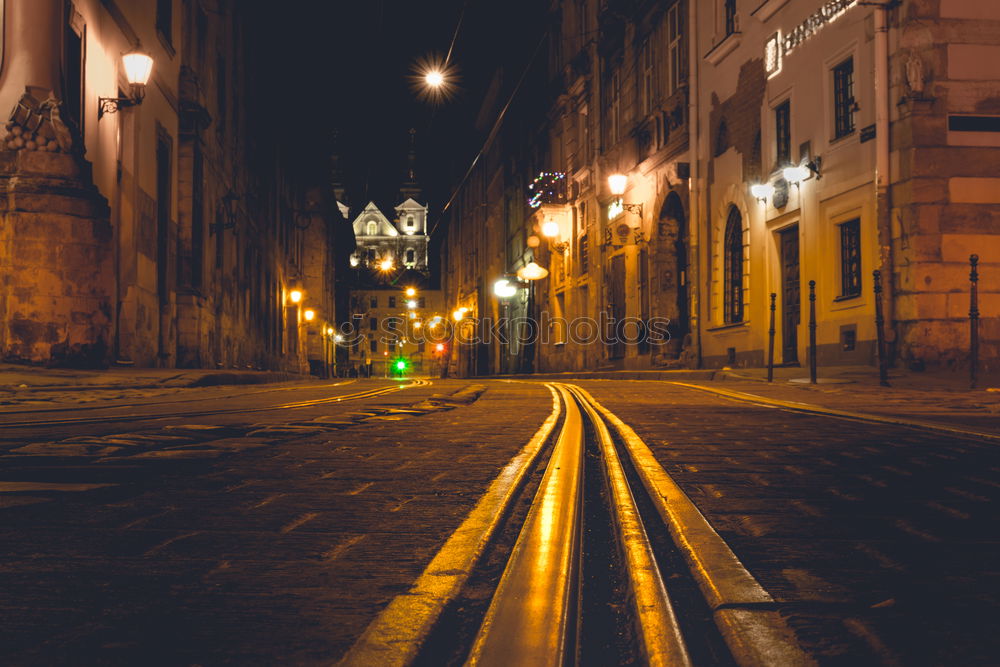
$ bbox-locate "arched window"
[366,221,378,236]
[724,207,744,323]
[406,215,414,228]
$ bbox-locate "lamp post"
[494,277,519,374]
[99,47,154,119]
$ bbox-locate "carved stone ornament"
[4,87,76,153]
[905,53,925,95]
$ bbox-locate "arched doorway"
[658,192,689,356]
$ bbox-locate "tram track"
[0,379,431,429]
[342,382,811,666]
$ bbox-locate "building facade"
[439,0,998,377]
[0,0,345,371]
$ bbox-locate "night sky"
[246,0,546,219]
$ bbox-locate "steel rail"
[466,384,584,666]
[571,384,813,667]
[338,384,563,667]
[565,383,692,667]
[0,381,427,429]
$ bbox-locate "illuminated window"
[406,215,414,228]
[366,221,378,236]
[833,57,855,139]
[839,218,862,298]
[775,100,791,167]
[724,207,744,324]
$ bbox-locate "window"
[418,297,426,308]
[370,296,377,308]
[157,0,172,46]
[724,207,744,323]
[366,221,378,236]
[839,218,862,298]
[406,248,416,264]
[606,68,620,146]
[388,296,396,308]
[370,338,378,353]
[406,215,414,228]
[833,57,855,139]
[667,4,682,94]
[775,100,791,167]
[370,317,378,331]
[366,248,376,261]
[724,0,737,36]
[641,38,655,115]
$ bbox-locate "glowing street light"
[751,183,775,202]
[407,300,418,309]
[303,309,315,322]
[289,289,303,304]
[541,220,560,238]
[379,258,394,272]
[453,307,468,322]
[493,278,518,298]
[99,47,154,119]
[517,262,549,281]
[425,70,445,87]
[783,165,811,184]
[326,327,335,336]
[608,173,628,196]
[405,287,417,297]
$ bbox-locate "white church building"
[349,198,430,273]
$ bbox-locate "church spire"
[330,129,347,204]
[400,127,422,202]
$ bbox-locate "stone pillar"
[0,0,114,366]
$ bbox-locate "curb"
[668,382,1000,443]
[1,371,314,392]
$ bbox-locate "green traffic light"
[396,360,407,371]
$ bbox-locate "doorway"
[779,226,800,364]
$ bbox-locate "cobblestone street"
[1,376,998,664]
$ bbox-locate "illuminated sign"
[608,197,624,220]
[765,0,858,78]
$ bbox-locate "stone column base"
[0,150,113,367]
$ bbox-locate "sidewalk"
[700,364,1000,437]
[0,363,312,392]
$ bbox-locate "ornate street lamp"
[99,47,154,119]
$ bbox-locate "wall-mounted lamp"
[453,307,469,322]
[493,277,519,298]
[782,164,811,185]
[541,219,569,252]
[517,261,549,281]
[379,258,395,272]
[98,47,154,120]
[303,309,316,322]
[288,289,303,304]
[750,183,775,202]
[607,173,643,218]
[211,190,240,235]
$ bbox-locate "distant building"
[350,199,429,272]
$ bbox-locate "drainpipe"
[874,1,895,358]
[687,0,702,368]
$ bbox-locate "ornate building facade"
[0,0,347,371]
[439,0,998,377]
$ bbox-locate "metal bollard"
[767,293,777,383]
[970,254,980,390]
[873,270,890,387]
[808,281,817,384]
